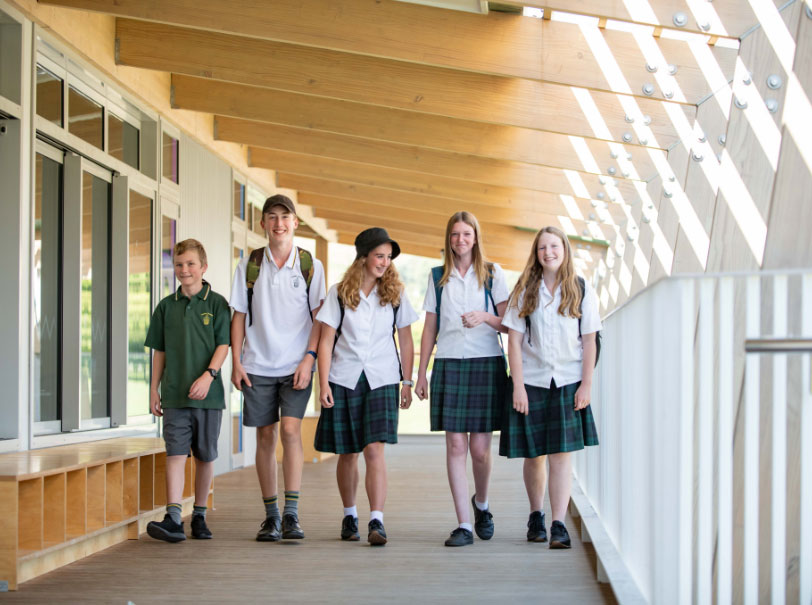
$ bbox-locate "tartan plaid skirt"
[430,356,507,433]
[314,372,399,454]
[499,381,599,458]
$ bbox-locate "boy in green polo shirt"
[144,238,230,542]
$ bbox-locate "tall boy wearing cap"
[230,194,326,541]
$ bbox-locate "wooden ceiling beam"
[115,19,691,148]
[172,74,660,180]
[217,116,642,201]
[281,174,624,225]
[45,0,735,102]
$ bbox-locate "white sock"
[370,510,384,523]
[475,499,489,511]
[344,505,358,518]
[459,522,473,532]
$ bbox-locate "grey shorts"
[241,373,312,427]
[162,407,223,462]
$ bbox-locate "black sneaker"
[147,514,186,543]
[256,516,282,542]
[191,514,212,539]
[471,495,494,540]
[549,520,571,549]
[527,511,547,542]
[341,515,360,541]
[444,527,474,547]
[367,519,387,546]
[281,513,305,539]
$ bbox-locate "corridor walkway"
[5,435,614,604]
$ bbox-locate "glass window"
[34,153,62,423]
[109,113,139,169]
[68,86,103,150]
[251,205,265,237]
[161,215,177,299]
[36,65,63,126]
[127,191,152,417]
[80,171,110,421]
[233,180,245,221]
[162,132,179,184]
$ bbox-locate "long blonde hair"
[508,226,581,319]
[336,257,404,311]
[438,211,490,288]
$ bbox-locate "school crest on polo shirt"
[200,312,213,326]
[292,276,301,288]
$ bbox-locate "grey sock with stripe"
[263,495,280,521]
[167,502,182,525]
[284,491,300,517]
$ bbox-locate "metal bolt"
[642,216,651,223]
[767,74,783,90]
[597,192,605,200]
[734,97,748,110]
[648,204,654,209]
[718,134,726,146]
[589,213,597,220]
[646,63,658,73]
[599,177,606,185]
[692,151,704,162]
[673,12,688,27]
[610,150,619,158]
[669,175,676,182]
[766,98,779,113]
[622,133,633,143]
[622,170,630,178]
[608,167,617,175]
[627,234,635,241]
[609,195,616,202]
[698,134,707,143]
[664,190,673,198]
[742,74,752,85]
[643,83,655,96]
[664,90,674,99]
[625,114,635,123]
[640,138,649,146]
[591,200,599,207]
[583,229,590,237]
[668,64,678,75]
[806,3,812,18]
[643,115,652,125]
[700,22,711,31]
[626,153,633,161]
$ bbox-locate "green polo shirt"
[144,280,230,410]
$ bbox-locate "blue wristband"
[306,350,318,360]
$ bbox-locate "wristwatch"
[306,350,318,360]
[206,368,219,378]
[401,380,414,387]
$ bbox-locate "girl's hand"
[513,385,529,416]
[400,385,412,409]
[415,375,428,400]
[320,384,334,408]
[574,383,592,410]
[461,311,488,328]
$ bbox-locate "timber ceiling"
[41,0,749,273]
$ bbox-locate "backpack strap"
[430,266,444,337]
[576,275,601,366]
[334,295,346,351]
[245,248,265,327]
[392,303,403,381]
[297,247,314,319]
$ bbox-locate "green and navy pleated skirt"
[430,356,508,433]
[314,372,399,454]
[499,380,599,458]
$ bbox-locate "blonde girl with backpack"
[314,228,418,547]
[415,212,510,547]
[500,225,601,549]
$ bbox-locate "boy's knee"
[256,424,279,446]
[280,420,302,443]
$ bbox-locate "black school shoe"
[367,519,387,546]
[549,520,571,549]
[471,495,494,540]
[147,514,186,543]
[444,527,474,547]
[526,511,547,542]
[281,513,305,539]
[256,516,282,542]
[191,514,212,539]
[341,515,360,541]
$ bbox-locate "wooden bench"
[0,437,211,591]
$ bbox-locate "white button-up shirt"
[230,243,326,377]
[317,284,418,390]
[421,264,509,359]
[502,280,602,388]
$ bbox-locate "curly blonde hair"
[438,211,490,288]
[336,257,404,311]
[508,226,581,319]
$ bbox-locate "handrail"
[745,338,812,353]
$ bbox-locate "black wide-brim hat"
[354,227,401,260]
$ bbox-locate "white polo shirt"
[421,264,509,359]
[230,243,326,377]
[502,279,602,389]
[317,284,418,390]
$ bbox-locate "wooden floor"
[5,435,616,604]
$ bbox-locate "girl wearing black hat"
[314,228,418,546]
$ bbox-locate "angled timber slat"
[115,19,689,148]
[172,74,660,180]
[217,117,642,201]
